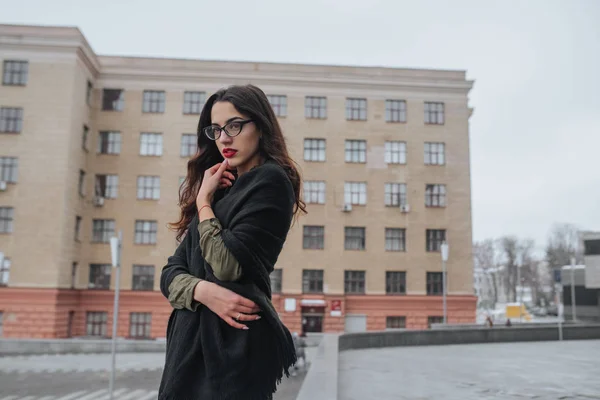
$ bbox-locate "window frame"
[425,184,447,208]
[345,140,367,163]
[86,311,108,337]
[142,90,166,113]
[304,138,326,162]
[424,102,445,125]
[424,142,446,165]
[129,312,152,339]
[0,157,18,183]
[137,176,160,200]
[101,89,125,111]
[385,100,407,123]
[270,269,282,293]
[303,225,325,249]
[345,98,367,121]
[134,220,158,245]
[180,134,197,157]
[91,219,115,243]
[426,272,444,295]
[0,107,23,133]
[98,131,122,155]
[426,229,446,252]
[303,180,326,204]
[384,141,407,165]
[305,96,327,119]
[344,270,366,294]
[88,264,111,290]
[2,60,28,86]
[344,227,366,251]
[385,228,406,252]
[132,265,155,291]
[385,271,406,295]
[267,95,287,117]
[302,269,324,294]
[183,91,206,115]
[139,133,163,156]
[344,182,367,206]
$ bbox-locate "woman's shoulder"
[248,160,290,184]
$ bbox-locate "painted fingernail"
[256,316,261,320]
[243,326,249,330]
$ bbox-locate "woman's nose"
[219,132,233,144]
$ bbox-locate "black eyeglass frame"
[203,119,254,140]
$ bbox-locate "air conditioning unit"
[400,204,410,213]
[342,203,353,212]
[0,181,6,191]
[93,196,105,207]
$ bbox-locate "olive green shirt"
[167,218,242,311]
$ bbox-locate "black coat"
[159,161,297,400]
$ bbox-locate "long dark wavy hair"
[169,84,307,241]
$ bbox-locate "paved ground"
[339,340,600,400]
[0,351,311,399]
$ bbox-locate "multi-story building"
[0,24,476,339]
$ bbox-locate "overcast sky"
[2,0,599,250]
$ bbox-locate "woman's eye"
[228,122,241,131]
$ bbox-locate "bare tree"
[473,239,500,306]
[546,223,582,299]
[546,223,582,268]
[498,236,519,302]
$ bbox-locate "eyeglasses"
[203,119,254,140]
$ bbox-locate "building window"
[424,102,444,125]
[135,220,158,244]
[88,264,111,289]
[0,311,3,336]
[0,207,14,234]
[425,184,446,207]
[345,140,366,163]
[86,311,107,337]
[0,107,23,133]
[267,95,287,117]
[584,239,600,256]
[142,90,166,113]
[424,142,445,165]
[384,183,407,207]
[74,216,82,241]
[132,265,155,291]
[140,133,163,156]
[71,262,77,289]
[426,272,444,295]
[78,170,86,197]
[0,157,18,183]
[386,271,406,294]
[270,269,282,293]
[305,96,327,119]
[81,125,89,151]
[302,269,324,293]
[345,98,367,120]
[98,131,121,155]
[344,270,365,294]
[303,226,324,249]
[86,80,93,105]
[426,229,446,252]
[2,60,28,86]
[129,312,152,339]
[180,134,196,157]
[385,228,406,252]
[137,176,160,200]
[385,100,407,123]
[102,89,124,111]
[384,141,407,164]
[183,91,206,115]
[95,175,118,199]
[386,316,406,329]
[345,227,366,251]
[344,182,367,205]
[303,181,326,204]
[92,219,115,243]
[428,316,444,328]
[304,138,326,162]
[0,258,10,286]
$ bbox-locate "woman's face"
[210,101,262,174]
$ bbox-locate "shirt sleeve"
[198,217,243,281]
[167,274,203,312]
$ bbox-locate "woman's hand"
[196,160,235,207]
[194,281,261,330]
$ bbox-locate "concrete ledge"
[339,324,600,352]
[296,334,339,400]
[0,338,166,356]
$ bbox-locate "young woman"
[159,84,306,400]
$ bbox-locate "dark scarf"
[159,160,297,400]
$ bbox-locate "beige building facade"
[0,24,476,338]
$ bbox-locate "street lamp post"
[441,242,449,325]
[570,256,577,322]
[109,231,122,400]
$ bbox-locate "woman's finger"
[224,171,236,181]
[231,312,261,322]
[225,316,249,330]
[235,304,259,314]
[219,178,232,187]
[214,159,229,179]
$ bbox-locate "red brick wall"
[0,288,476,338]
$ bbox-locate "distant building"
[562,231,600,321]
[0,24,477,338]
